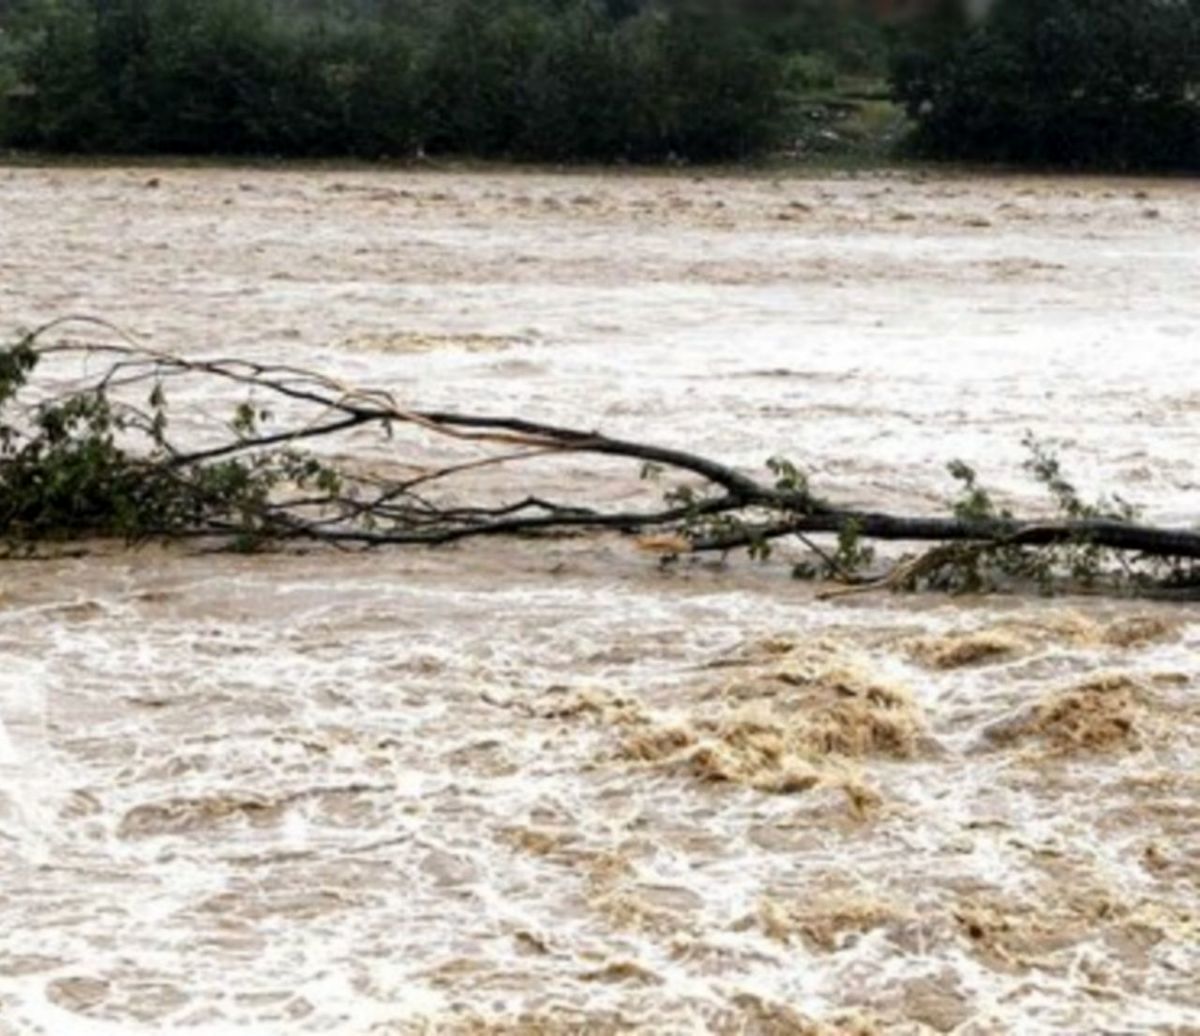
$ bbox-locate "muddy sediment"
[0,167,1198,1034]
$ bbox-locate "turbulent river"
[0,166,1197,1035]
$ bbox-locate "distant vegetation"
[0,0,1197,168]
[0,0,886,161]
[892,0,1200,170]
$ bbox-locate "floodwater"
[0,166,1197,1035]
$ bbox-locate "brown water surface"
[0,166,1198,1034]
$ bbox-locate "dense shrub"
[0,0,426,155]
[0,0,790,160]
[892,0,1200,170]
[639,5,784,159]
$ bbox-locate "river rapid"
[0,166,1197,1035]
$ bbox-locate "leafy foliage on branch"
[899,439,1190,595]
[0,332,342,546]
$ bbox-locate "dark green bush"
[892,0,1200,170]
[0,0,427,155]
[509,3,642,159]
[1,0,120,149]
[638,5,784,159]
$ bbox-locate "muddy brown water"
[0,166,1197,1034]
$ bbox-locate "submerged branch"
[2,319,1197,597]
[689,513,1200,560]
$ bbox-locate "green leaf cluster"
[0,340,342,550]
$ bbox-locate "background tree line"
[0,0,1197,167]
[0,0,884,160]
[892,0,1200,169]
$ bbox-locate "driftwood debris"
[2,318,1197,595]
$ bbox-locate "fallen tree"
[3,318,1198,597]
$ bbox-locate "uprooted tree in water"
[2,318,1198,598]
